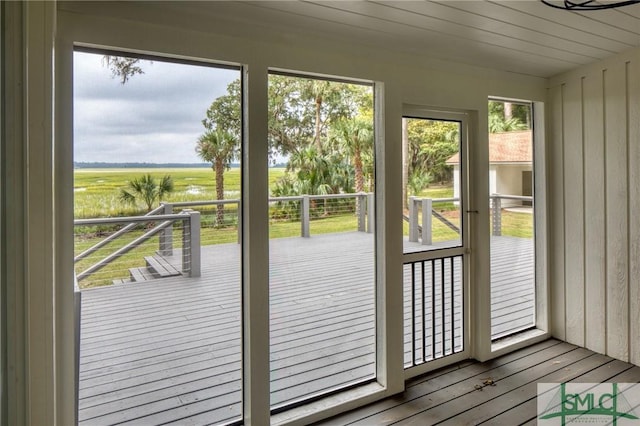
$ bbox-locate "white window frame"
[401,106,472,379]
[485,99,550,357]
[56,39,402,426]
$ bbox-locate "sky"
[73,51,239,164]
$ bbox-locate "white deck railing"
[73,192,531,285]
[160,192,374,250]
[408,194,533,245]
[74,210,200,282]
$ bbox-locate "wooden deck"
[78,232,534,425]
[318,338,640,425]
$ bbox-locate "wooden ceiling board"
[580,8,640,34]
[498,1,640,46]
[244,0,574,76]
[309,1,600,63]
[484,1,635,52]
[404,1,626,56]
[61,0,640,78]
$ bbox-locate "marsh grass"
[74,168,285,218]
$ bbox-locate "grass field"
[74,168,532,288]
[74,168,285,218]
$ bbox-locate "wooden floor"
[78,232,533,425]
[318,339,640,425]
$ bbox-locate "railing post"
[301,195,310,238]
[492,195,502,236]
[357,193,366,232]
[421,198,432,245]
[409,196,419,242]
[73,275,81,422]
[366,192,374,234]
[182,209,201,277]
[237,200,242,244]
[159,202,174,256]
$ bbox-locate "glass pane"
[488,100,536,339]
[74,51,242,425]
[267,74,376,409]
[402,118,462,254]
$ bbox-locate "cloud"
[73,51,239,163]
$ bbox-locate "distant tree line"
[74,162,239,169]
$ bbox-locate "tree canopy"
[103,55,146,84]
[200,75,375,200]
[489,100,531,133]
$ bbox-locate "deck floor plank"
[79,232,535,425]
[320,340,640,426]
[344,343,580,425]
[436,355,629,426]
[476,359,639,426]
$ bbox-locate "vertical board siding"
[604,63,629,362]
[582,72,606,354]
[549,85,566,341]
[550,50,639,366]
[627,57,640,366]
[562,80,585,346]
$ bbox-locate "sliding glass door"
[267,72,377,410]
[488,99,536,340]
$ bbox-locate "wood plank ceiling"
[186,0,640,78]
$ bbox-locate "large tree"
[408,120,459,180]
[267,75,365,157]
[401,119,459,208]
[202,79,241,137]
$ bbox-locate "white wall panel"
[604,63,629,362]
[549,84,566,341]
[583,71,606,355]
[628,56,640,366]
[562,80,585,346]
[549,47,639,364]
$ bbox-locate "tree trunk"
[315,95,322,150]
[504,102,513,120]
[214,159,225,226]
[354,145,364,218]
[402,117,409,210]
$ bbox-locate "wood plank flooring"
[318,339,640,425]
[78,232,534,425]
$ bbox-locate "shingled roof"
[447,130,532,164]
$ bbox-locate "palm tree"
[489,115,528,133]
[196,129,238,226]
[119,174,174,212]
[287,146,334,215]
[331,118,373,217]
[288,145,333,195]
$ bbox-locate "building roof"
[447,130,532,165]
